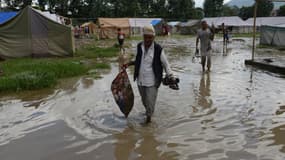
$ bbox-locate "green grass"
[0,58,88,92]
[0,43,118,92]
[76,45,118,59]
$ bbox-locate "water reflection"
[270,124,285,152]
[114,126,162,160]
[198,72,212,109]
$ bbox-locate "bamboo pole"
[252,0,258,61]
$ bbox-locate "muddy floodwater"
[1,37,285,160]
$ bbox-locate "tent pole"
[252,0,258,61]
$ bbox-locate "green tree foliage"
[3,0,199,19]
[222,5,239,16]
[278,5,285,16]
[238,0,273,20]
[168,0,195,20]
[203,0,224,17]
[4,0,32,10]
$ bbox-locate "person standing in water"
[125,25,173,123]
[222,23,229,55]
[196,21,214,72]
[117,28,125,53]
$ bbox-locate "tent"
[167,21,181,34]
[98,18,130,39]
[0,12,17,24]
[151,19,164,35]
[0,6,74,58]
[129,18,162,35]
[179,20,200,35]
[260,24,285,47]
[246,17,285,27]
[203,16,252,33]
[81,21,97,34]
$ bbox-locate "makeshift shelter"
[98,18,130,39]
[179,20,200,35]
[260,24,285,47]
[151,19,164,35]
[167,21,181,34]
[246,17,285,27]
[0,6,74,58]
[81,21,97,34]
[203,16,252,33]
[0,12,17,24]
[129,18,162,35]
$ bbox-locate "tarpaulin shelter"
[167,21,181,34]
[203,16,252,33]
[179,20,200,35]
[0,6,74,58]
[0,12,17,24]
[129,18,162,35]
[81,21,97,34]
[260,24,285,47]
[151,19,164,35]
[98,18,130,39]
[246,17,285,27]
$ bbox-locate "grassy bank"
[0,43,118,92]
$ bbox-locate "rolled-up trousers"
[138,85,158,117]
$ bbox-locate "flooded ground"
[0,37,285,160]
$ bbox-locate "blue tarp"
[151,19,161,26]
[0,12,18,24]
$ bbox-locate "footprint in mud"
[275,105,285,115]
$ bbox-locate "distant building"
[202,16,252,33]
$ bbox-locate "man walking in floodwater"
[126,25,173,123]
[196,21,214,72]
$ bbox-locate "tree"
[238,0,273,20]
[4,0,32,10]
[222,5,239,16]
[168,0,195,20]
[278,5,285,16]
[203,0,224,17]
[239,6,253,20]
[256,0,273,17]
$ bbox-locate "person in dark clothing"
[117,28,125,53]
[124,25,173,123]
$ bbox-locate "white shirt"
[197,28,212,55]
[137,42,172,87]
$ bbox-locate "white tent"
[167,21,181,34]
[129,18,162,35]
[203,16,252,33]
[260,24,285,47]
[246,17,285,27]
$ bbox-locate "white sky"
[195,0,232,8]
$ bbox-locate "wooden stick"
[252,0,258,61]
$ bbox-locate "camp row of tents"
[82,16,285,38]
[1,6,285,59]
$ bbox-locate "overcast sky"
[195,0,231,8]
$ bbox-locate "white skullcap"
[143,25,155,36]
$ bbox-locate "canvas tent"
[129,18,162,35]
[203,16,252,33]
[179,20,200,35]
[0,6,74,58]
[260,24,285,47]
[246,17,285,27]
[81,21,97,34]
[98,18,130,39]
[167,21,181,34]
[0,12,17,24]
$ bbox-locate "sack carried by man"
[111,68,134,118]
